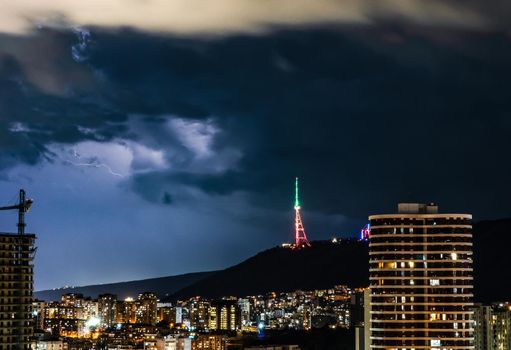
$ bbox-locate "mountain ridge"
[35,218,511,302]
[167,239,368,301]
[35,271,217,301]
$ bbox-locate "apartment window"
[431,339,441,347]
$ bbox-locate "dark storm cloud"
[0,28,129,168]
[2,22,511,230]
[91,27,511,220]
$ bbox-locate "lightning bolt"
[64,149,126,177]
[65,160,125,178]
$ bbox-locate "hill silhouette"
[35,272,216,301]
[35,219,511,303]
[169,219,510,302]
[168,239,368,301]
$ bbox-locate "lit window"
[431,339,441,347]
[385,262,397,269]
[451,253,458,260]
[430,279,440,286]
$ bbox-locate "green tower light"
[294,177,300,208]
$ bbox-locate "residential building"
[0,233,36,349]
[98,293,117,328]
[369,203,473,349]
[473,303,511,350]
[208,301,240,331]
[136,292,158,325]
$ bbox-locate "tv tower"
[294,177,310,248]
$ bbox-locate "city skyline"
[28,203,510,350]
[1,1,511,292]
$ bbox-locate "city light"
[86,316,100,329]
[360,224,370,240]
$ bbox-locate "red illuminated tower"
[294,177,310,248]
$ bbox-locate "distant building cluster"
[31,285,356,349]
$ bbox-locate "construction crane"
[0,189,33,235]
[0,189,35,349]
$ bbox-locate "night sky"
[1,1,511,290]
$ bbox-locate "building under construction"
[0,190,36,349]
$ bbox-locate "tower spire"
[294,177,310,248]
[294,177,300,208]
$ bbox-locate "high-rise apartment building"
[60,293,85,319]
[0,233,36,349]
[208,301,240,331]
[117,297,137,324]
[354,289,371,350]
[473,305,494,350]
[158,304,173,324]
[81,297,98,320]
[32,300,46,330]
[98,293,117,328]
[473,303,511,350]
[136,292,158,325]
[190,298,210,330]
[237,299,251,326]
[369,203,473,350]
